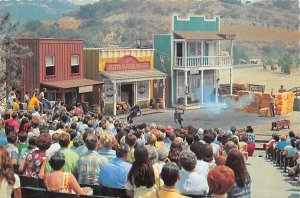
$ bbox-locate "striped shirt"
[77,150,108,185]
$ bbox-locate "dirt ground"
[219,66,300,93]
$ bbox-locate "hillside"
[16,0,300,58]
[0,0,78,24]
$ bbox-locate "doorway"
[121,84,134,106]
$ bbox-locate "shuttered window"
[45,56,55,76]
[71,55,79,74]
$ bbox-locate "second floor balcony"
[174,55,232,68]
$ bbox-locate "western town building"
[16,38,102,108]
[83,48,167,116]
[154,15,235,109]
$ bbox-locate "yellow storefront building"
[83,48,167,116]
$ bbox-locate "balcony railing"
[174,56,232,67]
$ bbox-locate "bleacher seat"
[21,187,45,198]
[99,185,128,198]
[19,175,40,188]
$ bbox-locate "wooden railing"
[174,55,232,67]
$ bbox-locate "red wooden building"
[17,38,102,107]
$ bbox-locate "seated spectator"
[6,112,19,133]
[4,132,19,164]
[76,128,93,156]
[238,135,249,163]
[134,128,145,148]
[207,165,235,197]
[125,146,156,198]
[144,163,188,198]
[224,141,238,156]
[287,131,296,144]
[99,144,131,189]
[19,133,51,178]
[264,134,279,158]
[168,142,183,168]
[226,149,252,198]
[45,152,91,195]
[46,132,79,174]
[203,143,216,169]
[146,133,157,148]
[190,141,209,178]
[183,133,194,151]
[145,145,163,188]
[77,134,108,185]
[98,132,117,160]
[19,136,37,165]
[17,132,28,153]
[176,150,209,196]
[287,140,300,175]
[282,138,298,158]
[275,136,288,150]
[0,146,21,198]
[156,145,170,172]
[126,133,137,164]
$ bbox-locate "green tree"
[0,12,32,98]
[278,54,293,74]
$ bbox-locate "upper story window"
[46,56,55,76]
[71,55,79,74]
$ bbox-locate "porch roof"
[174,31,236,40]
[41,78,103,89]
[100,69,167,83]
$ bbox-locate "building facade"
[83,48,167,116]
[154,15,235,109]
[17,38,102,108]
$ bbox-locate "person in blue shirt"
[99,144,131,189]
[275,136,288,150]
[0,131,8,146]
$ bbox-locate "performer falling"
[174,108,184,128]
[127,104,142,123]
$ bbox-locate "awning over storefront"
[174,31,236,40]
[41,78,103,89]
[100,69,167,83]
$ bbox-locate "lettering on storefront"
[79,85,93,93]
[105,55,150,71]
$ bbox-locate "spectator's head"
[288,131,296,138]
[246,126,253,133]
[145,144,157,164]
[207,165,235,195]
[231,136,239,145]
[98,133,117,149]
[28,136,37,149]
[36,133,52,151]
[51,133,59,143]
[280,136,286,141]
[116,144,129,159]
[203,132,215,144]
[49,152,65,171]
[85,134,98,151]
[18,132,27,143]
[125,133,137,147]
[290,138,297,148]
[179,150,197,172]
[83,128,93,143]
[157,145,169,162]
[273,134,280,142]
[0,146,11,165]
[225,141,238,155]
[230,126,237,134]
[190,141,205,160]
[203,144,214,163]
[185,133,194,145]
[58,132,70,148]
[11,112,17,119]
[7,132,17,144]
[161,163,180,187]
[147,133,157,146]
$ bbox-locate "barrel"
[294,98,300,111]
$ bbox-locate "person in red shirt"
[74,103,84,117]
[6,112,19,133]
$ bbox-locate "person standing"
[127,104,142,124]
[24,91,30,104]
[39,88,51,110]
[174,108,184,128]
[269,92,275,117]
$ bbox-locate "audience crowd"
[0,89,299,198]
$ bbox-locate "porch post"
[201,40,204,66]
[184,41,187,66]
[230,40,234,65]
[201,70,204,105]
[230,69,233,95]
[134,81,137,105]
[162,78,165,108]
[113,82,117,116]
[184,70,188,106]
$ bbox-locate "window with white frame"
[46,56,55,76]
[71,55,79,74]
[137,81,149,100]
